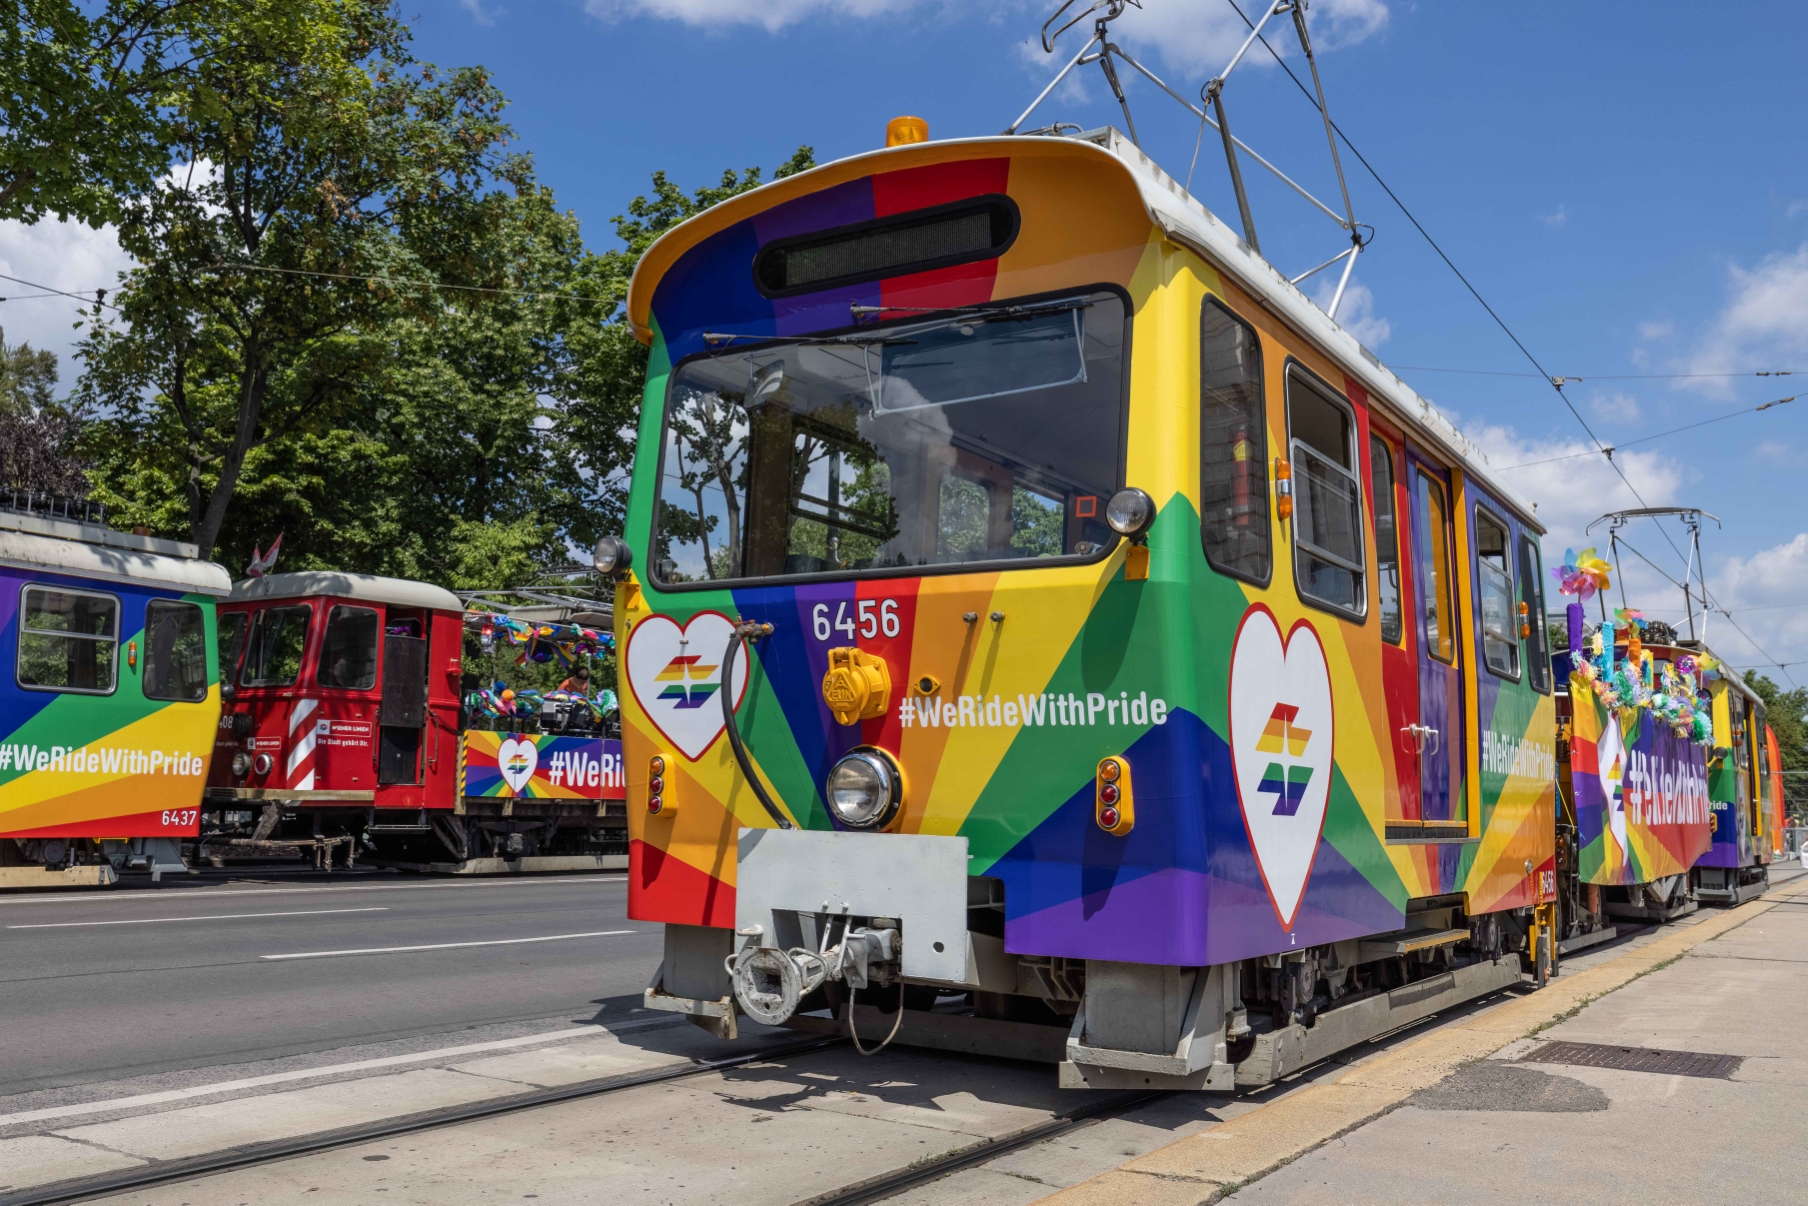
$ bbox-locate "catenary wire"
[1495,396,1797,469]
[1220,0,1790,682]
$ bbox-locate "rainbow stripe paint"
[460,731,626,801]
[0,566,220,838]
[1567,674,1711,884]
[617,137,1556,966]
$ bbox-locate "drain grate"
[1521,1040,1742,1080]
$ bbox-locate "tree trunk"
[191,354,268,561]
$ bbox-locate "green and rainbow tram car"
[611,125,1561,1088]
[1,499,229,888]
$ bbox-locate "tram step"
[1358,927,1470,960]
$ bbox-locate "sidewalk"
[1041,868,1808,1206]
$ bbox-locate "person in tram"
[556,665,591,697]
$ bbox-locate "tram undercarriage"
[195,798,627,871]
[644,831,1547,1090]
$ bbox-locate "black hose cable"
[721,620,792,829]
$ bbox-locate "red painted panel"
[855,576,922,750]
[629,838,735,927]
[874,157,1012,312]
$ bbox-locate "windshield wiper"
[848,295,1095,324]
[701,330,917,348]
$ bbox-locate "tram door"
[378,611,429,785]
[1405,453,1465,828]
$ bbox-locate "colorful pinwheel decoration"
[1552,547,1612,600]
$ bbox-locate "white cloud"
[1539,204,1567,228]
[1463,421,1683,580]
[1787,199,1808,219]
[459,0,501,25]
[585,0,931,33]
[1587,390,1639,424]
[1314,278,1389,347]
[1637,319,1673,340]
[1015,35,1089,103]
[1710,534,1808,672]
[0,217,132,390]
[1113,0,1388,79]
[1687,241,1808,394]
[1755,439,1791,461]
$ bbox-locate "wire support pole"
[1288,1,1359,237]
[1006,29,1102,134]
[1326,240,1361,320]
[1213,0,1288,90]
[1208,83,1260,253]
[1109,45,1350,230]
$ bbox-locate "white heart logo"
[497,737,539,793]
[1229,606,1335,930]
[1597,715,1627,858]
[624,611,749,761]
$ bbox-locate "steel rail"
[3,1035,846,1206]
[794,1090,1168,1206]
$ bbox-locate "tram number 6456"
[812,599,900,643]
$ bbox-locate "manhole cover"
[1521,1040,1742,1079]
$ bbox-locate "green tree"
[76,0,527,560]
[0,329,88,495]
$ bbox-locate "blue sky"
[6,1,1807,675]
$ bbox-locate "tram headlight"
[231,751,252,778]
[825,748,903,830]
[252,752,273,776]
[592,535,633,575]
[1105,488,1155,539]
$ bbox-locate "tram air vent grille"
[1520,1040,1742,1080]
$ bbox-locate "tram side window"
[143,600,208,702]
[1200,300,1270,584]
[1518,534,1551,694]
[217,611,248,684]
[1475,510,1519,679]
[1369,435,1402,644]
[1287,370,1366,617]
[240,605,311,687]
[318,606,379,690]
[16,586,118,694]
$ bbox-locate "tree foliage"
[0,330,87,495]
[76,0,528,560]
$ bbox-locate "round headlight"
[1106,488,1155,538]
[825,748,902,830]
[231,751,252,778]
[593,535,633,575]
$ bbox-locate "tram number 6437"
[812,599,901,643]
[160,810,199,827]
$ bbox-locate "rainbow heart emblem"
[625,611,749,761]
[1228,605,1335,930]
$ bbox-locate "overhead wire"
[1218,0,1793,683]
[1495,395,1797,470]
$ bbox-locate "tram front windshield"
[651,291,1126,583]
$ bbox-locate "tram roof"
[228,571,464,613]
[0,511,231,595]
[627,129,1541,531]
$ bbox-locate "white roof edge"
[0,531,232,596]
[228,571,464,613]
[1085,128,1542,529]
[0,509,207,558]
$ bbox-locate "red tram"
[205,571,625,870]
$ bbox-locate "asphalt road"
[0,871,661,1097]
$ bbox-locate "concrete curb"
[1034,877,1808,1206]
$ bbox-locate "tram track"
[3,1034,845,1206]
